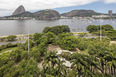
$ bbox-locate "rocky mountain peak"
[12,5,26,15]
[33,9,60,20]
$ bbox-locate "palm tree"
[56,59,66,77]
[105,51,116,76]
[42,51,67,76]
[97,51,106,76]
[84,55,102,75]
[43,51,59,68]
[71,53,95,77]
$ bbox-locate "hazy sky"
[0,0,116,16]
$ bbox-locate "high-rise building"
[108,10,112,17]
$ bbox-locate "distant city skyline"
[0,0,116,16]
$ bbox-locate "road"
[0,40,26,46]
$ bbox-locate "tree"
[92,30,106,36]
[38,42,47,56]
[30,46,41,61]
[0,61,15,77]
[33,33,42,41]
[106,30,116,40]
[25,39,33,50]
[21,51,29,60]
[87,25,99,33]
[42,51,67,77]
[71,53,95,77]
[42,27,51,33]
[56,59,67,77]
[6,35,17,41]
[43,51,59,68]
[11,48,22,62]
[58,36,78,50]
[44,32,56,44]
[25,58,40,77]
[102,24,114,31]
[43,25,70,35]
[58,33,73,40]
[42,51,59,76]
[17,58,39,77]
[0,53,11,67]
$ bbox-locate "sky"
[0,0,116,16]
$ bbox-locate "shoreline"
[0,34,28,38]
[0,32,89,38]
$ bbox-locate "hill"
[61,10,101,17]
[33,9,60,19]
[11,11,34,17]
[12,5,26,15]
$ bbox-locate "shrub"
[58,36,78,50]
[60,52,72,60]
[78,33,87,37]
[106,30,116,40]
[0,43,17,51]
[6,35,17,41]
[92,30,106,36]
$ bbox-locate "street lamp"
[28,25,29,55]
[100,15,103,41]
[100,19,102,40]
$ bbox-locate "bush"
[6,35,17,41]
[92,30,106,36]
[58,36,78,50]
[30,47,41,61]
[33,33,42,42]
[78,33,87,37]
[106,30,116,40]
[44,32,56,44]
[38,42,47,56]
[0,43,17,51]
[60,52,72,60]
[24,39,33,50]
[11,48,23,62]
[0,37,6,42]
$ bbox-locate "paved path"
[0,40,26,46]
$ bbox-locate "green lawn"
[0,47,17,53]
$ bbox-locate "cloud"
[0,0,116,16]
[0,0,99,16]
[103,0,116,3]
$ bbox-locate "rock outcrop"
[33,9,60,19]
[12,12,34,17]
[12,5,26,15]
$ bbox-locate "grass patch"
[0,47,17,53]
[82,49,89,55]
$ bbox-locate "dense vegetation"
[0,43,17,51]
[0,25,116,77]
[43,25,70,35]
[87,24,116,40]
[0,35,17,42]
